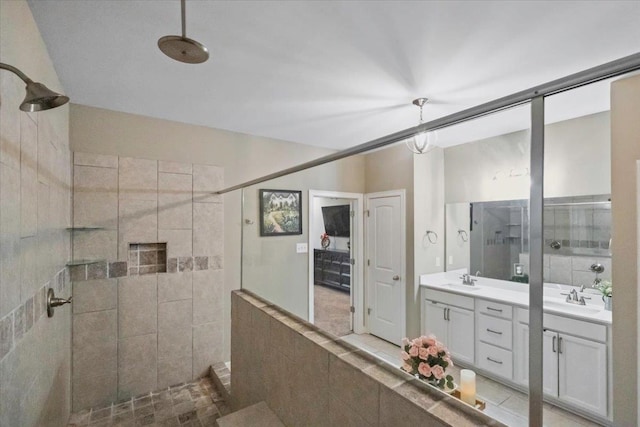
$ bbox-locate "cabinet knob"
[392,275,400,281]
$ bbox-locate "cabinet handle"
[445,308,450,321]
[558,337,563,354]
[486,328,503,335]
[552,336,557,353]
[486,357,503,365]
[486,307,503,313]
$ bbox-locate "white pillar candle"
[460,369,476,405]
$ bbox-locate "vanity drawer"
[478,314,513,350]
[478,342,513,380]
[477,299,513,319]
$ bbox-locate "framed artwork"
[259,189,302,236]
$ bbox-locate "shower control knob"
[47,288,72,318]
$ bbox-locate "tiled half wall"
[71,152,225,411]
[231,290,504,427]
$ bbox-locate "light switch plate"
[296,243,308,253]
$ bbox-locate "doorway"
[365,190,406,345]
[308,190,364,336]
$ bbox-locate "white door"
[367,193,404,344]
[447,306,475,364]
[558,334,608,416]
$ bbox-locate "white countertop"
[419,269,612,325]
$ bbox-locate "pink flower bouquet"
[400,335,454,390]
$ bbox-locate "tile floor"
[67,377,227,427]
[340,333,604,427]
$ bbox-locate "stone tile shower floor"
[67,377,227,427]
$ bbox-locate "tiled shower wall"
[71,152,224,411]
[0,65,72,424]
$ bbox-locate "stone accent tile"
[119,157,158,201]
[73,279,117,314]
[0,313,13,359]
[73,165,118,229]
[73,152,118,168]
[118,275,158,338]
[167,258,178,273]
[193,203,223,257]
[210,256,223,270]
[118,199,158,261]
[87,261,108,280]
[159,160,192,175]
[13,305,25,342]
[194,256,208,271]
[159,229,192,258]
[193,270,223,325]
[158,272,192,303]
[73,230,118,261]
[158,172,192,230]
[192,164,223,203]
[24,297,34,332]
[118,334,158,401]
[0,165,21,318]
[20,114,38,237]
[193,322,224,378]
[69,264,87,282]
[178,257,193,273]
[109,261,128,278]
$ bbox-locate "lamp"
[406,98,437,154]
[0,62,69,112]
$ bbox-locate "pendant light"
[406,98,437,154]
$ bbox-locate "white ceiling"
[28,1,640,150]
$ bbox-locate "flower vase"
[602,295,612,311]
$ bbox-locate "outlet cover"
[296,243,308,253]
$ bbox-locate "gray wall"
[0,1,72,425]
[70,152,225,410]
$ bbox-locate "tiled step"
[209,362,231,403]
[215,402,284,427]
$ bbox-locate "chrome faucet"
[460,273,477,286]
[566,288,586,306]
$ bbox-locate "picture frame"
[259,189,302,236]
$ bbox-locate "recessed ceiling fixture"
[0,62,69,112]
[406,98,437,154]
[158,0,209,64]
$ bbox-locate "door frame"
[308,190,365,333]
[364,189,407,342]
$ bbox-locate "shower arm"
[0,63,34,84]
[181,0,186,38]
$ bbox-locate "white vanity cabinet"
[476,299,514,381]
[514,309,608,417]
[422,289,475,364]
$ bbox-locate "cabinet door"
[424,300,447,345]
[514,324,558,396]
[447,305,475,364]
[558,334,607,417]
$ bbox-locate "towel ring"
[458,229,469,242]
[425,230,438,244]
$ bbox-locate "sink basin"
[441,283,482,292]
[543,300,602,316]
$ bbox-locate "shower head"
[158,0,209,64]
[0,62,69,112]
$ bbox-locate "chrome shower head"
[0,62,69,112]
[158,0,209,64]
